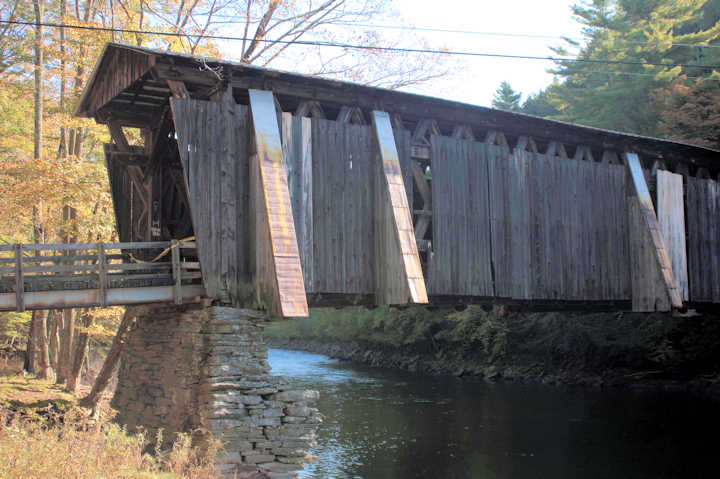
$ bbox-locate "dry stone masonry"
[113,303,321,478]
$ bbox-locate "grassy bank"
[0,359,220,479]
[265,306,720,388]
[266,306,507,356]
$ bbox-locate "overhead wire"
[206,13,720,50]
[1,19,719,71]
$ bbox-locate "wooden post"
[248,89,308,317]
[371,110,428,305]
[14,244,24,312]
[97,243,107,307]
[625,152,683,311]
[171,239,182,305]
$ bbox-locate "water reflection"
[268,349,719,479]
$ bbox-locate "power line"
[2,19,719,71]
[329,21,720,50]
[208,13,720,50]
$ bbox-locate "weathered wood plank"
[430,135,449,294]
[508,146,530,299]
[625,152,682,310]
[288,115,314,292]
[171,98,251,303]
[372,111,428,304]
[248,90,308,317]
[656,170,689,301]
[628,197,670,311]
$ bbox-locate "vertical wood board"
[171,98,251,303]
[657,170,688,301]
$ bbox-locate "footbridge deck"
[0,241,204,311]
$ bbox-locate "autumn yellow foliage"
[0,370,221,479]
[0,412,221,479]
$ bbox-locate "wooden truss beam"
[336,106,365,124]
[143,59,720,168]
[248,89,308,317]
[372,110,428,305]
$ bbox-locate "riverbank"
[264,306,720,393]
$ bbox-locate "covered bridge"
[67,42,720,315]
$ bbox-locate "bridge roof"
[76,42,720,171]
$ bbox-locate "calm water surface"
[268,348,719,479]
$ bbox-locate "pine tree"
[538,0,720,136]
[492,81,522,111]
[521,84,563,117]
[658,74,720,148]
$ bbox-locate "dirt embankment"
[265,306,720,393]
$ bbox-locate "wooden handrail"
[0,240,197,252]
[0,240,203,312]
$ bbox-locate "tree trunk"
[56,308,74,384]
[24,316,36,373]
[66,310,93,393]
[57,205,77,385]
[36,310,52,380]
[49,310,61,370]
[59,0,67,157]
[33,0,44,163]
[80,308,135,409]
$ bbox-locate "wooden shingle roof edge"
[76,42,720,168]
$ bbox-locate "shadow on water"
[268,348,720,479]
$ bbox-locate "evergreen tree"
[658,74,720,148]
[521,84,562,117]
[492,81,522,111]
[538,0,720,136]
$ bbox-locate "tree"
[658,74,720,148]
[80,308,136,411]
[0,0,32,74]
[0,0,452,394]
[492,81,522,111]
[521,84,563,118]
[542,0,720,136]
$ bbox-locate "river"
[268,348,719,479]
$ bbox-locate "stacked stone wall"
[113,304,321,479]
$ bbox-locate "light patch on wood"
[372,110,428,304]
[249,90,308,317]
[626,153,682,310]
[657,170,688,301]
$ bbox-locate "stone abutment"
[112,304,321,478]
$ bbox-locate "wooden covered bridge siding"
[75,44,720,315]
[169,97,424,315]
[687,176,720,303]
[164,95,712,311]
[429,135,630,301]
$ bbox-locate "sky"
[213,0,586,109]
[389,0,584,107]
